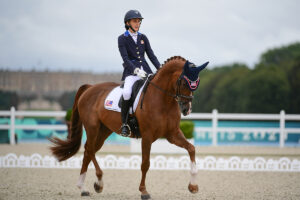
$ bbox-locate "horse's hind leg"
[92,124,112,193]
[77,145,92,196]
[77,124,111,196]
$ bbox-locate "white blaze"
[187,102,192,115]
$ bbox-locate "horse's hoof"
[81,191,90,196]
[94,182,103,193]
[141,194,151,200]
[188,183,199,194]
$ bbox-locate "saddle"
[104,78,148,138]
[118,79,145,109]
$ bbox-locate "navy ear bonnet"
[182,60,209,91]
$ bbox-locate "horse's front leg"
[167,131,199,193]
[139,138,152,200]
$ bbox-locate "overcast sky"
[0,0,299,73]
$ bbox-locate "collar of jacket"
[124,30,141,37]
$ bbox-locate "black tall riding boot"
[121,98,131,137]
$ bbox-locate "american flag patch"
[105,100,113,107]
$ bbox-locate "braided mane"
[153,56,186,76]
[162,56,186,67]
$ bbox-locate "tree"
[192,42,300,113]
[238,66,290,113]
[258,42,300,70]
[0,90,19,110]
[287,56,300,113]
[58,91,77,110]
[192,63,249,113]
[210,64,250,113]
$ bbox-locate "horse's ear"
[197,62,209,73]
[183,61,190,74]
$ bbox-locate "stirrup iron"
[121,124,131,137]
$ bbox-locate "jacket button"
[137,52,139,54]
[136,47,138,49]
[140,61,142,63]
[138,56,140,58]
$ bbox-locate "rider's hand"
[134,68,147,78]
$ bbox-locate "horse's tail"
[49,84,91,162]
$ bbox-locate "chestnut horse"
[49,56,208,199]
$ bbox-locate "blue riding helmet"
[124,10,143,23]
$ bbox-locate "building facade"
[0,69,122,110]
[0,69,121,97]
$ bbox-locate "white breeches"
[123,75,142,100]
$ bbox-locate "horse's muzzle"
[180,101,192,116]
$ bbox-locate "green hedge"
[65,109,72,121]
[180,121,194,139]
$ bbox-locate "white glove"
[134,68,147,78]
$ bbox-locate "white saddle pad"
[104,82,146,114]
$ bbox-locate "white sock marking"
[190,162,198,185]
[77,172,87,191]
[96,179,104,187]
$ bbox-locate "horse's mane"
[162,56,186,67]
[154,56,186,77]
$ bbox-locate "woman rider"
[118,10,161,137]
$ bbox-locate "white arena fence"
[0,153,299,172]
[0,107,300,147]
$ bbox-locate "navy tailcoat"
[118,30,160,80]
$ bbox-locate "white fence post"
[10,107,16,145]
[280,110,285,148]
[212,109,218,146]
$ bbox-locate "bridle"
[139,60,207,110]
[148,70,194,105]
[139,63,202,110]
